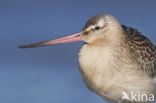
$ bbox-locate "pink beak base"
[19,32,83,48]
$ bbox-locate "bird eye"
[94,26,100,30]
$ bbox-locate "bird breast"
[78,43,155,102]
[78,44,117,90]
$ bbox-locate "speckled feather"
[122,25,156,78]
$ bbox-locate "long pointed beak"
[18,32,83,48]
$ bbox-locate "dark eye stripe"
[83,26,101,35]
[83,31,90,35]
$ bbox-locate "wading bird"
[19,14,156,103]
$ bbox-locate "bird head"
[82,14,122,45]
[19,14,122,48]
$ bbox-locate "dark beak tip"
[18,45,27,49]
[18,44,35,49]
[18,43,46,49]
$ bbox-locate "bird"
[19,14,156,103]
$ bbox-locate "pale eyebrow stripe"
[97,19,104,27]
[86,25,95,31]
[85,19,105,32]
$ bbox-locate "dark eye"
[94,26,100,30]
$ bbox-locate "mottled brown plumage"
[122,25,156,77]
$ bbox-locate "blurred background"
[0,0,156,103]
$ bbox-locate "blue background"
[0,0,156,103]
